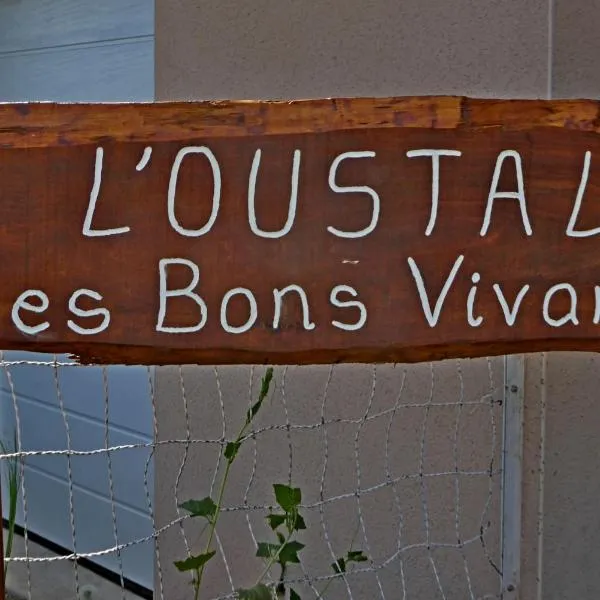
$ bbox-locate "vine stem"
[195,448,235,592]
[194,383,267,595]
[253,527,295,589]
[188,368,274,599]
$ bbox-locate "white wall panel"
[0,39,154,102]
[0,0,153,53]
[0,0,155,589]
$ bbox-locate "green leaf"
[284,510,305,535]
[347,550,368,563]
[278,541,305,565]
[256,542,280,559]
[246,368,274,424]
[332,550,368,574]
[224,441,241,462]
[237,583,272,600]
[292,513,306,531]
[178,497,217,521]
[266,513,286,530]
[273,484,301,512]
[290,589,301,600]
[173,550,216,572]
[256,540,304,566]
[260,367,274,398]
[332,557,346,574]
[276,532,285,545]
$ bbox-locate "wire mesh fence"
[0,353,504,600]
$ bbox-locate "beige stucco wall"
[153,1,556,599]
[155,1,548,100]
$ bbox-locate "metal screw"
[506,584,516,592]
[510,385,518,393]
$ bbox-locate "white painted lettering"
[327,151,380,238]
[406,149,462,236]
[82,147,131,237]
[249,149,301,238]
[566,151,600,237]
[595,286,600,325]
[67,289,110,335]
[157,258,208,333]
[467,272,483,327]
[330,285,367,331]
[220,288,258,334]
[168,146,221,237]
[12,290,50,335]
[480,150,532,237]
[543,283,579,327]
[272,284,315,330]
[493,284,530,326]
[407,255,465,327]
[136,146,153,172]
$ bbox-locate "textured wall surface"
[523,353,600,599]
[156,0,548,101]
[154,1,553,598]
[553,0,600,98]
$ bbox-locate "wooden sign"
[2,96,600,365]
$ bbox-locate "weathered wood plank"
[1,96,600,365]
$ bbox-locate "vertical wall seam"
[547,0,554,99]
[536,353,548,600]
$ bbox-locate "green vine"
[174,367,368,599]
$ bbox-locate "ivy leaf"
[266,513,286,530]
[256,542,280,559]
[224,441,241,462]
[347,550,368,563]
[290,589,302,600]
[332,557,346,574]
[273,484,301,512]
[178,497,216,521]
[278,541,305,565]
[237,583,272,600]
[174,550,216,572]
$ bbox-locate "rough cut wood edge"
[0,96,599,148]
[5,339,600,367]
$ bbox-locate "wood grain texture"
[1,96,600,366]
